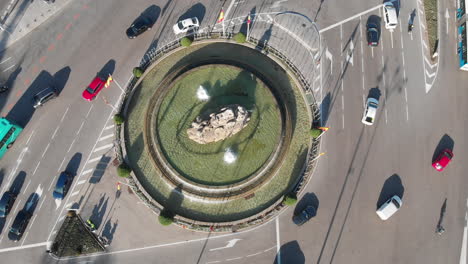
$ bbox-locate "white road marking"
[65,203,73,209]
[275,217,281,264]
[24,180,31,193]
[209,239,242,251]
[2,64,15,72]
[104,125,114,130]
[206,261,221,264]
[76,180,86,185]
[380,38,388,124]
[38,195,47,211]
[26,131,35,145]
[98,134,113,141]
[113,79,125,93]
[67,138,76,153]
[0,242,48,253]
[51,126,60,140]
[85,104,93,119]
[88,156,103,163]
[20,231,30,246]
[60,107,69,123]
[76,121,85,136]
[82,169,93,175]
[70,191,80,197]
[226,257,242,261]
[390,32,394,48]
[459,198,468,264]
[93,144,113,153]
[57,156,66,172]
[41,143,50,158]
[54,198,62,209]
[246,251,263,257]
[48,174,59,191]
[320,4,383,33]
[224,0,237,19]
[12,199,21,215]
[0,57,11,64]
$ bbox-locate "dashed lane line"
[70,191,80,197]
[104,125,114,130]
[2,64,15,72]
[320,4,383,33]
[0,57,11,64]
[82,169,93,175]
[98,134,113,141]
[88,155,103,163]
[76,180,86,185]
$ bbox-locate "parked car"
[432,149,454,171]
[33,86,58,108]
[376,195,402,220]
[0,191,17,218]
[126,16,152,39]
[366,22,380,46]
[82,76,106,101]
[383,2,398,30]
[173,17,199,34]
[53,171,73,200]
[362,97,379,125]
[9,210,32,241]
[293,205,317,226]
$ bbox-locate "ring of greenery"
[125,42,311,222]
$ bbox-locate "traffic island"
[121,38,317,231]
[49,211,105,258]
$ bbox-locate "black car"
[0,191,17,218]
[9,210,32,241]
[126,17,152,39]
[366,22,380,46]
[293,205,317,226]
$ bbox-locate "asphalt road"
[0,0,467,264]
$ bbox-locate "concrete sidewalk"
[0,0,71,51]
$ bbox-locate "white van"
[376,195,402,220]
[383,2,398,30]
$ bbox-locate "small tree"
[133,67,143,78]
[158,209,174,226]
[310,128,322,139]
[180,37,193,47]
[114,114,124,125]
[283,193,298,206]
[233,32,246,43]
[117,163,131,178]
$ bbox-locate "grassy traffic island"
[49,211,105,257]
[124,41,311,224]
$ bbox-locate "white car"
[383,2,398,30]
[173,17,199,34]
[376,195,402,220]
[362,97,379,125]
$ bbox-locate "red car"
[432,149,454,171]
[82,76,106,101]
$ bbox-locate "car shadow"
[273,241,305,264]
[65,152,82,177]
[177,3,206,23]
[377,174,404,209]
[9,171,26,195]
[140,5,161,26]
[52,66,71,95]
[432,134,454,162]
[294,192,319,215]
[97,59,116,79]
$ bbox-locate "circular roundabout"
[124,41,312,224]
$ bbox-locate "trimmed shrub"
[233,32,246,43]
[310,128,322,139]
[159,210,174,226]
[180,37,193,47]
[283,193,298,206]
[114,114,124,125]
[133,67,143,78]
[117,163,131,178]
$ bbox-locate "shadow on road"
[377,174,404,209]
[294,192,319,216]
[9,170,26,195]
[140,5,161,26]
[178,3,206,24]
[320,92,331,126]
[432,134,454,162]
[102,218,118,244]
[97,59,116,79]
[274,240,305,264]
[89,155,111,184]
[90,194,109,229]
[65,152,82,177]
[53,66,71,95]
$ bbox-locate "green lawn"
[423,0,438,56]
[156,65,282,185]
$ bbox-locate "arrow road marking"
[209,239,242,251]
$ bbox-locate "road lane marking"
[26,131,35,145]
[98,134,113,141]
[76,121,85,136]
[2,64,15,72]
[206,261,221,264]
[93,144,113,153]
[226,257,242,261]
[12,199,21,215]
[41,143,50,158]
[276,217,281,264]
[82,169,93,175]
[38,195,47,211]
[459,198,468,264]
[60,107,69,123]
[88,156,103,163]
[66,203,73,208]
[57,156,67,172]
[70,191,80,197]
[85,104,93,118]
[0,57,11,64]
[24,180,31,193]
[209,239,242,251]
[104,125,114,130]
[113,78,125,93]
[246,251,262,257]
[224,0,237,19]
[320,4,383,33]
[67,138,76,153]
[20,231,29,246]
[0,242,48,253]
[77,180,86,185]
[51,126,60,139]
